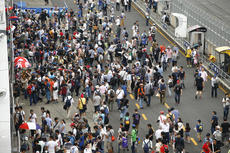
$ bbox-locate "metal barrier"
[200,54,230,87]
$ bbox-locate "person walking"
[220,119,230,144]
[211,75,218,98]
[131,124,138,153]
[137,83,145,109]
[174,80,182,105]
[132,109,141,130]
[174,133,185,153]
[159,79,166,104]
[195,119,203,142]
[63,93,74,118]
[78,94,87,117]
[211,111,219,134]
[142,135,152,153]
[144,81,153,106]
[167,75,173,97]
[222,93,230,120]
[195,73,204,99]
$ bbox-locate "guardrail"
[132,0,230,92]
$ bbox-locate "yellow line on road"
[191,138,198,146]
[130,94,135,100]
[182,125,185,131]
[135,103,140,109]
[142,114,148,120]
[164,103,170,109]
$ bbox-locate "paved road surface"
[183,0,230,27]
[15,0,229,152]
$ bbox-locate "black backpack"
[104,115,109,125]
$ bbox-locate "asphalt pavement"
[16,0,230,152]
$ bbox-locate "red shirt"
[160,144,168,153]
[202,142,211,153]
[160,45,166,53]
[27,84,32,95]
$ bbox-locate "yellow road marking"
[135,103,140,109]
[191,137,198,146]
[182,125,185,131]
[142,114,148,120]
[130,94,135,100]
[164,103,170,109]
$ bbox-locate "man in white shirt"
[46,136,57,153]
[142,135,152,153]
[158,111,166,126]
[116,87,125,109]
[64,93,74,118]
[28,109,37,123]
[155,127,163,140]
[161,120,170,144]
[115,16,120,26]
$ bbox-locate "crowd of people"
[8,0,230,153]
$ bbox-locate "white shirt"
[158,115,166,125]
[100,128,107,141]
[116,89,124,99]
[222,97,230,107]
[155,129,163,140]
[46,140,57,153]
[71,146,79,153]
[53,82,59,92]
[161,123,170,133]
[155,142,162,152]
[142,139,152,149]
[200,71,208,82]
[115,18,120,26]
[29,113,37,123]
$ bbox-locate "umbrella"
[9,16,19,21]
[19,122,41,130]
[14,56,28,64]
[15,61,31,68]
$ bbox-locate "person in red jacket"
[202,140,212,153]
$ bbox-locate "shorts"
[186,57,191,62]
[197,86,203,91]
[185,132,190,137]
[79,109,84,114]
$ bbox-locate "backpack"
[21,142,29,151]
[198,124,203,132]
[66,97,72,107]
[125,31,129,38]
[160,83,166,91]
[122,137,128,148]
[110,90,115,98]
[104,115,109,125]
[143,140,150,152]
[164,144,169,153]
[134,113,140,122]
[125,117,130,125]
